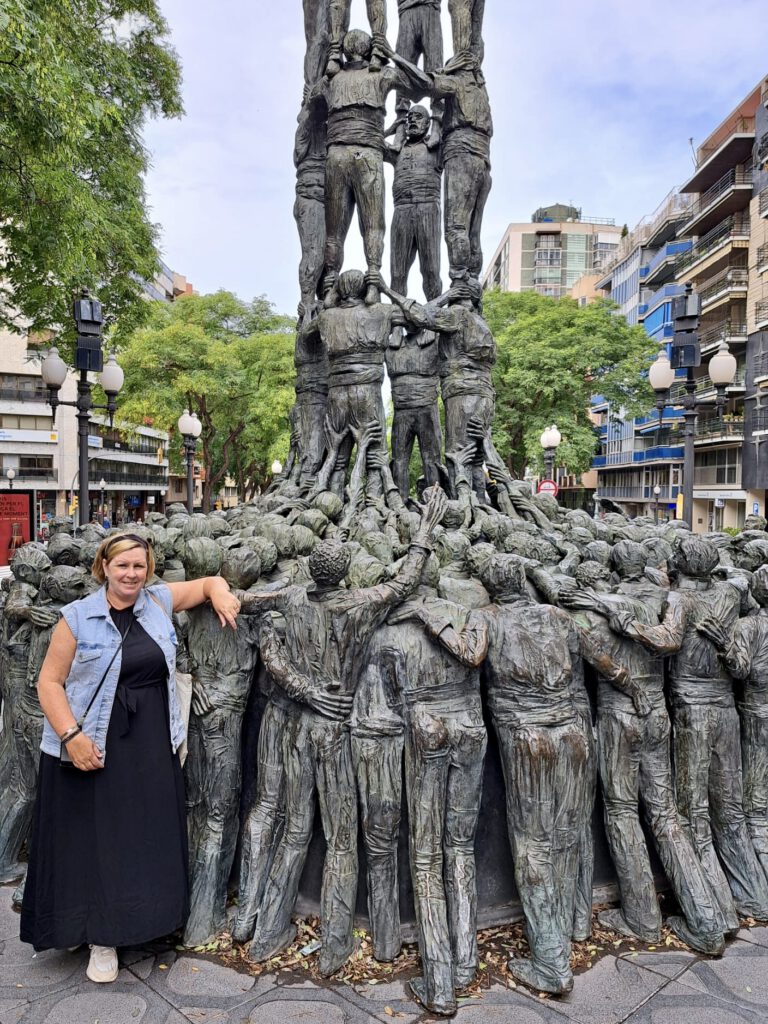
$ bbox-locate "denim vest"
[40,583,186,762]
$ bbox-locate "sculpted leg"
[294,194,326,315]
[233,702,288,944]
[709,705,768,918]
[639,708,724,952]
[443,712,486,987]
[741,711,768,883]
[405,714,456,1016]
[597,708,661,941]
[352,732,404,962]
[674,704,740,932]
[314,720,359,976]
[248,714,317,962]
[391,410,418,500]
[324,149,356,292]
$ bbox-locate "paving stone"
[247,1000,350,1023]
[516,954,668,1024]
[37,989,148,1023]
[177,1009,229,1023]
[0,1000,26,1024]
[0,940,84,994]
[129,958,156,982]
[667,940,768,1015]
[452,1003,568,1024]
[615,948,699,980]
[348,981,408,1002]
[165,959,254,999]
[623,979,765,1023]
[736,925,768,949]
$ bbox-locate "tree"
[483,290,656,479]
[0,0,183,336]
[114,292,296,510]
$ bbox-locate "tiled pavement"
[3,886,768,1024]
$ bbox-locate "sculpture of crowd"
[2,458,768,1016]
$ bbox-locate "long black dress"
[20,606,189,951]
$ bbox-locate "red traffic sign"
[538,479,559,497]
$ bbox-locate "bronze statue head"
[308,540,352,588]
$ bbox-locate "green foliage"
[114,292,296,510]
[0,0,183,335]
[723,526,742,537]
[483,290,656,478]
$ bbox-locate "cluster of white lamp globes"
[648,339,738,399]
[40,346,125,408]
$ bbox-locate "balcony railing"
[757,244,768,274]
[697,116,755,165]
[756,301,768,329]
[683,167,753,224]
[754,352,768,380]
[675,215,751,275]
[0,386,49,403]
[596,486,646,500]
[752,409,768,433]
[93,471,169,486]
[699,320,748,351]
[10,468,58,481]
[95,436,168,457]
[698,267,749,307]
[695,418,744,439]
[760,187,768,218]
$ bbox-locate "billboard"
[0,493,32,567]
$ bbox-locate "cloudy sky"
[142,0,767,315]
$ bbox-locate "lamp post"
[653,483,661,525]
[99,477,107,525]
[177,409,202,514]
[40,292,124,526]
[271,459,283,478]
[539,424,561,484]
[649,339,736,526]
[160,488,167,514]
[6,468,15,490]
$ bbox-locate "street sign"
[754,502,761,516]
[538,479,559,497]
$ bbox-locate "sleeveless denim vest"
[40,582,185,762]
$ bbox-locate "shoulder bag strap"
[75,615,133,729]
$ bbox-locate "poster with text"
[0,493,31,567]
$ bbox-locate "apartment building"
[483,205,623,298]
[0,264,191,552]
[593,80,768,531]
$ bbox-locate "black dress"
[20,605,189,951]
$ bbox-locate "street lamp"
[99,477,107,525]
[539,424,561,482]
[650,338,736,526]
[6,468,15,490]
[271,459,283,477]
[178,409,202,514]
[40,291,124,525]
[653,483,661,525]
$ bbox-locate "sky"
[142,0,768,316]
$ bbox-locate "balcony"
[596,485,647,501]
[681,116,755,194]
[698,267,749,311]
[95,436,168,458]
[756,301,768,331]
[754,353,768,386]
[752,409,768,434]
[699,319,748,355]
[643,241,693,288]
[94,471,169,487]
[0,386,50,404]
[694,418,744,443]
[760,187,768,219]
[11,468,58,482]
[675,216,750,279]
[680,167,753,238]
[633,445,685,463]
[757,244,768,277]
[645,189,693,248]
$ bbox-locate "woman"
[20,532,241,983]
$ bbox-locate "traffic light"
[69,496,79,516]
[670,286,701,370]
[73,290,104,373]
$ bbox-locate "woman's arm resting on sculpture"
[165,577,241,629]
[37,619,105,771]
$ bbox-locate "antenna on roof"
[688,137,697,167]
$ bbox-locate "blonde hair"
[92,533,155,584]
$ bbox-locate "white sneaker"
[86,944,119,983]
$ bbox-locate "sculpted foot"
[666,916,725,956]
[506,957,573,996]
[408,976,457,1017]
[247,924,297,963]
[318,940,355,977]
[598,908,660,943]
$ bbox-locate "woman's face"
[104,545,148,603]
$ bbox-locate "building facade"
[483,204,623,299]
[593,80,768,531]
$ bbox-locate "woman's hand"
[209,587,241,630]
[65,733,104,771]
